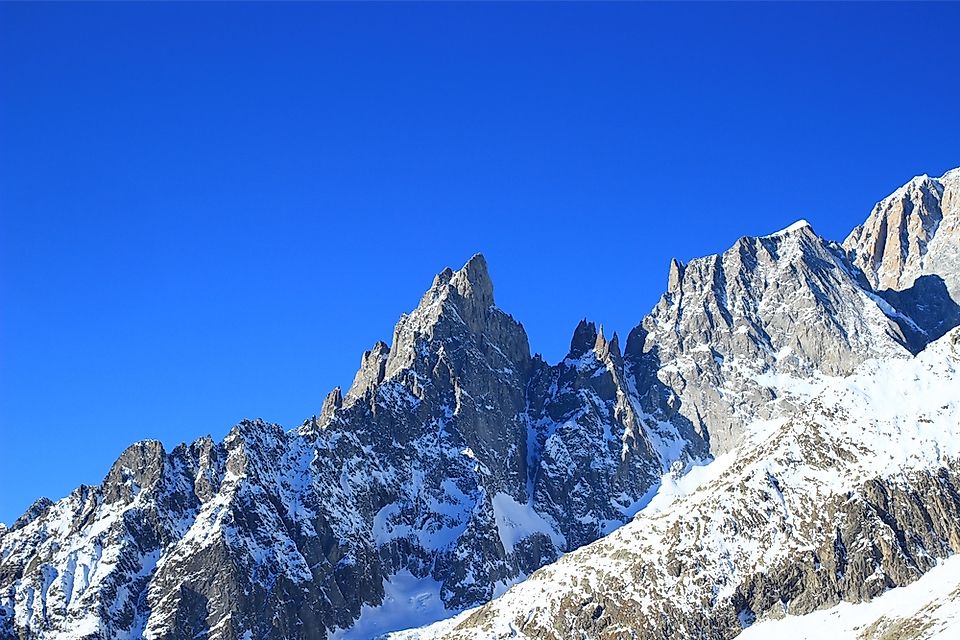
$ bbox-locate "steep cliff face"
[625,220,910,454]
[736,553,960,640]
[844,168,960,301]
[525,321,704,551]
[307,253,555,615]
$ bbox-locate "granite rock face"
[3,169,960,640]
[844,168,960,302]
[625,220,910,454]
[525,321,705,551]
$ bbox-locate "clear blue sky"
[1,2,957,524]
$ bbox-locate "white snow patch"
[766,219,811,237]
[490,493,564,554]
[332,570,452,640]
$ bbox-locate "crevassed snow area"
[331,571,449,640]
[739,554,960,640]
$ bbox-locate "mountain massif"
[2,168,959,640]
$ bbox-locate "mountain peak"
[345,340,390,400]
[422,254,494,311]
[843,167,959,298]
[569,319,598,358]
[320,386,342,419]
[595,327,622,362]
[765,218,812,238]
[450,253,494,307]
[940,166,960,182]
[6,168,960,640]
[667,258,684,293]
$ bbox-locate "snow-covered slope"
[400,326,960,639]
[737,554,960,640]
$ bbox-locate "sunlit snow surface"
[765,218,812,237]
[331,571,448,640]
[491,493,565,554]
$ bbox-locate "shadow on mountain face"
[879,275,960,354]
[173,586,209,640]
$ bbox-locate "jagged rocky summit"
[1,168,959,640]
[845,168,960,300]
[0,254,698,640]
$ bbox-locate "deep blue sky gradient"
[2,2,958,523]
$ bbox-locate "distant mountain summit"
[2,168,959,640]
[845,168,960,300]
[627,216,909,454]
